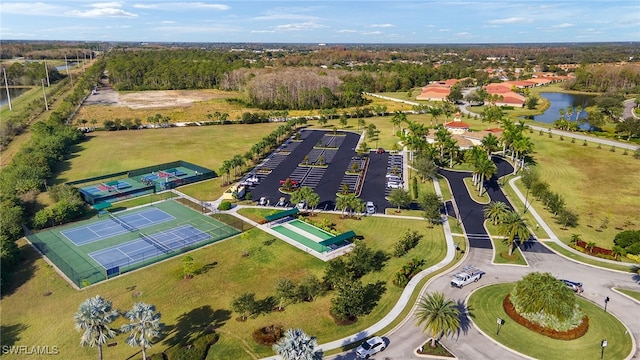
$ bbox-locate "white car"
[296,199,307,210]
[356,336,386,358]
[258,197,267,206]
[366,201,375,214]
[387,182,402,189]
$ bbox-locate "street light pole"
[604,296,610,313]
[523,186,530,214]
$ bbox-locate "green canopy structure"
[92,202,112,211]
[264,208,299,222]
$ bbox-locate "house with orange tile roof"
[416,79,459,101]
[424,113,503,150]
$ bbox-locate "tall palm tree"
[511,136,534,174]
[415,292,461,348]
[434,126,451,160]
[428,106,442,126]
[483,201,510,225]
[497,210,530,256]
[480,133,500,159]
[391,111,406,135]
[475,157,497,196]
[558,108,565,120]
[272,328,323,360]
[120,303,162,360]
[335,195,350,218]
[464,146,485,186]
[74,296,119,360]
[566,106,573,122]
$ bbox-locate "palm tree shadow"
[162,306,231,347]
[0,323,29,347]
[455,300,474,338]
[631,266,640,284]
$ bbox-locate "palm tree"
[497,210,530,256]
[120,302,162,360]
[427,106,442,126]
[480,133,500,159]
[335,195,350,218]
[475,157,497,196]
[74,296,119,360]
[558,108,565,120]
[570,233,582,247]
[306,192,320,215]
[415,292,461,348]
[272,328,323,360]
[391,111,406,135]
[483,201,510,225]
[511,136,534,174]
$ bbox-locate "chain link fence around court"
[23,201,244,288]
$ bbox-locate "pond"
[522,92,596,129]
[0,87,31,107]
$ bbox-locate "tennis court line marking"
[280,223,325,243]
[117,248,136,262]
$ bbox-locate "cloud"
[362,31,382,36]
[0,2,62,16]
[273,22,327,31]
[160,20,176,24]
[551,23,574,29]
[154,24,240,33]
[250,30,276,33]
[488,17,531,24]
[66,2,137,18]
[134,2,229,10]
[370,24,394,28]
[337,29,358,33]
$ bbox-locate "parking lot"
[242,129,397,213]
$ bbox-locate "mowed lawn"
[54,123,281,184]
[468,283,633,360]
[1,214,444,359]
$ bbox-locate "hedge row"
[503,294,589,340]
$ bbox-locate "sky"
[1,1,639,44]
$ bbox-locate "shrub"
[625,253,640,262]
[504,295,588,340]
[165,332,219,360]
[393,258,425,287]
[217,201,232,211]
[392,230,423,257]
[627,242,640,255]
[252,324,284,346]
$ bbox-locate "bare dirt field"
[84,87,235,109]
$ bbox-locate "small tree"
[388,188,411,212]
[275,278,297,310]
[232,292,257,321]
[182,255,196,279]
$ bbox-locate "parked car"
[560,279,583,293]
[258,197,267,206]
[366,201,376,215]
[386,176,403,183]
[296,199,307,210]
[355,336,386,358]
[387,182,402,189]
[377,148,385,154]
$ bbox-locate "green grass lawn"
[463,177,490,204]
[491,237,528,266]
[54,123,280,184]
[615,288,640,302]
[1,213,445,360]
[108,191,178,211]
[468,283,633,360]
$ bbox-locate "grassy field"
[543,242,635,272]
[491,237,528,266]
[1,213,444,359]
[463,177,490,204]
[468,283,633,360]
[54,123,281,184]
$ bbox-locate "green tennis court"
[26,199,243,287]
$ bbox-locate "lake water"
[523,92,596,129]
[0,87,30,107]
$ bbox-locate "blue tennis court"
[61,208,175,246]
[88,225,212,270]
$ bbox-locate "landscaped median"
[467,283,633,360]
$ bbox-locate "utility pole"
[3,67,12,111]
[44,60,50,87]
[41,79,49,111]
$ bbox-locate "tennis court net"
[108,213,137,232]
[139,232,172,254]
